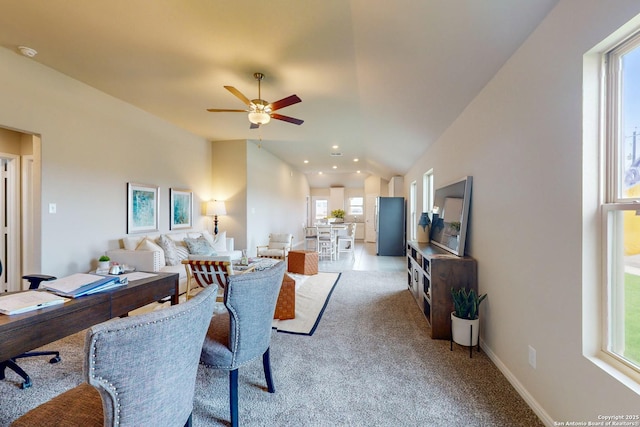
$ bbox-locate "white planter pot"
[98,261,110,270]
[451,312,480,346]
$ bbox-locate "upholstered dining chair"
[199,261,286,427]
[11,284,219,427]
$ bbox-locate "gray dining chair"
[11,284,218,427]
[200,261,286,427]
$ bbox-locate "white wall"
[0,46,212,277]
[404,0,640,423]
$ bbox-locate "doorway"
[0,127,39,293]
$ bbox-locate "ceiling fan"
[207,72,303,129]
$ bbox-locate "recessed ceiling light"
[318,171,323,175]
[332,165,337,169]
[303,160,309,164]
[357,170,361,174]
[353,158,359,162]
[332,145,339,149]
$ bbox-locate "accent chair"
[256,233,293,259]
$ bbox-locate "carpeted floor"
[0,270,543,426]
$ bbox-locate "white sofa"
[106,230,241,294]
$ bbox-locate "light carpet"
[272,272,340,335]
[0,270,544,426]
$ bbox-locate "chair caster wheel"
[49,356,61,364]
[21,378,32,389]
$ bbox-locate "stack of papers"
[0,291,68,315]
[44,273,127,298]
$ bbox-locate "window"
[315,199,328,220]
[602,31,640,373]
[348,197,363,216]
[423,169,434,213]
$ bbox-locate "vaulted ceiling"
[0,0,559,187]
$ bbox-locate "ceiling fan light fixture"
[248,111,271,125]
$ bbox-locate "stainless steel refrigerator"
[375,197,406,256]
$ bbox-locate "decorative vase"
[451,312,480,346]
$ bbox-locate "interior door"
[0,154,21,292]
[365,194,377,242]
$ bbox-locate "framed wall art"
[170,188,193,230]
[127,183,159,234]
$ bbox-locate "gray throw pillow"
[184,236,216,256]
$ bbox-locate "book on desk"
[44,273,127,298]
[0,291,69,315]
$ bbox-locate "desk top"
[0,272,179,361]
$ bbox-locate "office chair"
[0,259,60,389]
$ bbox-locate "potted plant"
[450,287,487,346]
[330,209,345,223]
[98,255,110,271]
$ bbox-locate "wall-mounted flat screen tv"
[430,176,472,256]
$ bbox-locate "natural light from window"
[603,30,640,373]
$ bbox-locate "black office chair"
[0,260,60,389]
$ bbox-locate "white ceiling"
[0,0,558,188]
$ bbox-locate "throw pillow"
[123,235,144,251]
[175,245,189,262]
[184,236,216,256]
[201,230,215,246]
[157,234,180,266]
[135,237,166,267]
[212,231,227,252]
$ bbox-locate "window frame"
[601,29,640,376]
[347,196,363,216]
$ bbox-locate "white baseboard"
[480,339,555,427]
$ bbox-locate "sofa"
[106,230,242,294]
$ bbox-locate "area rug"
[272,272,340,335]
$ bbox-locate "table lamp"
[206,200,227,235]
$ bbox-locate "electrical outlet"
[49,203,57,214]
[528,345,536,369]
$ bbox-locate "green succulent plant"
[98,255,110,262]
[451,287,486,320]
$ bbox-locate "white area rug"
[272,272,340,335]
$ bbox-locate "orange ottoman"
[274,273,295,320]
[287,250,319,275]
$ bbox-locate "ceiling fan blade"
[206,108,247,112]
[269,94,302,112]
[271,113,304,125]
[224,86,252,107]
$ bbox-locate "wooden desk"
[0,272,178,361]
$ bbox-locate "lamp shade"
[206,200,226,216]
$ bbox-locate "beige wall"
[0,46,212,277]
[247,142,310,253]
[212,140,310,254]
[211,140,248,248]
[404,0,640,423]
